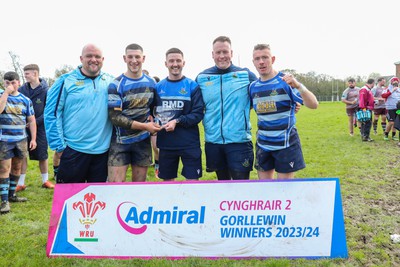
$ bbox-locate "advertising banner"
[47,178,347,259]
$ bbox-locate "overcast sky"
[1,0,399,81]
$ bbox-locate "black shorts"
[205,142,254,173]
[57,146,108,183]
[386,109,397,122]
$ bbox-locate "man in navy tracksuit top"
[18,64,54,190]
[154,48,204,180]
[196,36,257,180]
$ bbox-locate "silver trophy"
[154,106,175,127]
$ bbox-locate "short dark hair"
[367,78,375,85]
[125,43,143,52]
[348,78,355,82]
[253,44,271,51]
[166,47,183,57]
[4,71,20,81]
[377,77,385,82]
[23,64,40,72]
[213,36,231,45]
[153,76,160,83]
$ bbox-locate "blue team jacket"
[44,66,114,154]
[196,65,257,144]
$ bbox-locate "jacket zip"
[219,76,225,143]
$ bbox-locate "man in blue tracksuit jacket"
[44,44,114,183]
[196,36,257,180]
[154,47,204,181]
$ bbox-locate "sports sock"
[0,178,10,202]
[392,132,396,138]
[18,174,26,186]
[373,122,377,131]
[8,174,19,198]
[381,122,386,132]
[41,173,49,183]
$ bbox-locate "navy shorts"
[205,142,254,173]
[0,139,28,160]
[27,129,48,161]
[255,141,305,173]
[57,146,108,183]
[108,137,152,167]
[158,147,202,180]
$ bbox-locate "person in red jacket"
[358,78,376,142]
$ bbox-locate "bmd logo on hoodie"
[116,202,206,235]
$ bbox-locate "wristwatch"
[175,117,181,124]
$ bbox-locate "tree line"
[0,52,382,102]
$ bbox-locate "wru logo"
[72,193,106,228]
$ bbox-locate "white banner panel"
[47,178,347,259]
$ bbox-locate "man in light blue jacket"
[44,44,114,183]
[196,36,257,180]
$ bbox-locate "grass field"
[0,102,399,267]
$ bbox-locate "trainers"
[16,185,26,192]
[9,195,27,202]
[349,132,354,137]
[1,201,10,214]
[374,130,377,135]
[42,180,55,189]
[392,137,399,141]
[384,136,389,141]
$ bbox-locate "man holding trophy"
[154,48,204,181]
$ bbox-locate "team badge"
[270,89,278,96]
[179,87,187,95]
[242,158,250,168]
